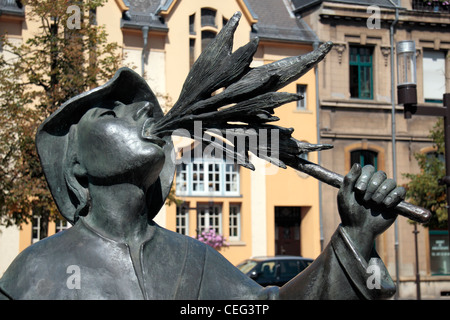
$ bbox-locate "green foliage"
[403,118,448,229]
[0,0,122,233]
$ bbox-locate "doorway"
[275,207,301,256]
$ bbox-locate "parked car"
[237,256,314,287]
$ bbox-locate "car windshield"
[237,260,258,274]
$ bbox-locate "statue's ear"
[63,126,90,223]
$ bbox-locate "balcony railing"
[412,0,450,13]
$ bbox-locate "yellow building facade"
[0,0,323,274]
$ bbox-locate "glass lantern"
[397,40,417,106]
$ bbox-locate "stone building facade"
[294,0,450,299]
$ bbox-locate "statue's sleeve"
[279,225,395,300]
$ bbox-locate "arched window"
[201,8,217,28]
[345,143,385,172]
[350,149,378,170]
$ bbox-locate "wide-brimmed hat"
[36,67,175,224]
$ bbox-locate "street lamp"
[396,40,450,300]
[397,40,417,118]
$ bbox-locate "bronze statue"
[0,12,430,300]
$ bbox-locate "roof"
[291,0,399,13]
[121,0,319,44]
[247,0,319,44]
[0,0,24,17]
[121,0,168,32]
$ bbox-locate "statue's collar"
[78,216,157,247]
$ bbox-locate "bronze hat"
[36,67,175,224]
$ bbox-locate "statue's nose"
[132,101,154,121]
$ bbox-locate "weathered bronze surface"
[0,12,427,300]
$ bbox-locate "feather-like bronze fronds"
[151,11,333,170]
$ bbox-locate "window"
[89,7,97,25]
[229,204,241,241]
[423,50,446,103]
[424,150,445,174]
[31,207,49,243]
[349,46,373,99]
[32,216,42,244]
[201,8,216,28]
[189,38,196,69]
[225,164,239,193]
[192,162,205,193]
[176,204,189,235]
[55,218,70,233]
[296,84,307,110]
[176,163,188,193]
[176,159,240,196]
[189,14,196,35]
[201,30,216,51]
[198,203,222,234]
[350,149,378,170]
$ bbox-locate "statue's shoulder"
[4,224,77,268]
[0,222,92,299]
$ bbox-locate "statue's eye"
[99,110,117,118]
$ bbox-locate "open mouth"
[141,118,166,147]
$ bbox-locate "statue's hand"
[337,163,405,259]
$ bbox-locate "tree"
[0,0,122,237]
[403,118,448,229]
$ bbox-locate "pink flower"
[197,228,229,249]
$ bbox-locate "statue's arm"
[280,164,403,300]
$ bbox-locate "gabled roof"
[120,0,319,44]
[0,0,24,17]
[248,0,319,44]
[121,0,168,32]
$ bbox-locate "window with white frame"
[55,218,71,233]
[176,204,189,235]
[207,162,221,193]
[192,162,205,193]
[225,163,239,193]
[32,216,41,244]
[176,159,240,196]
[423,50,446,103]
[176,163,188,193]
[198,203,222,234]
[229,204,241,241]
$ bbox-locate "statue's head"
[36,68,175,225]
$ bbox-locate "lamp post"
[396,40,420,300]
[396,40,450,300]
